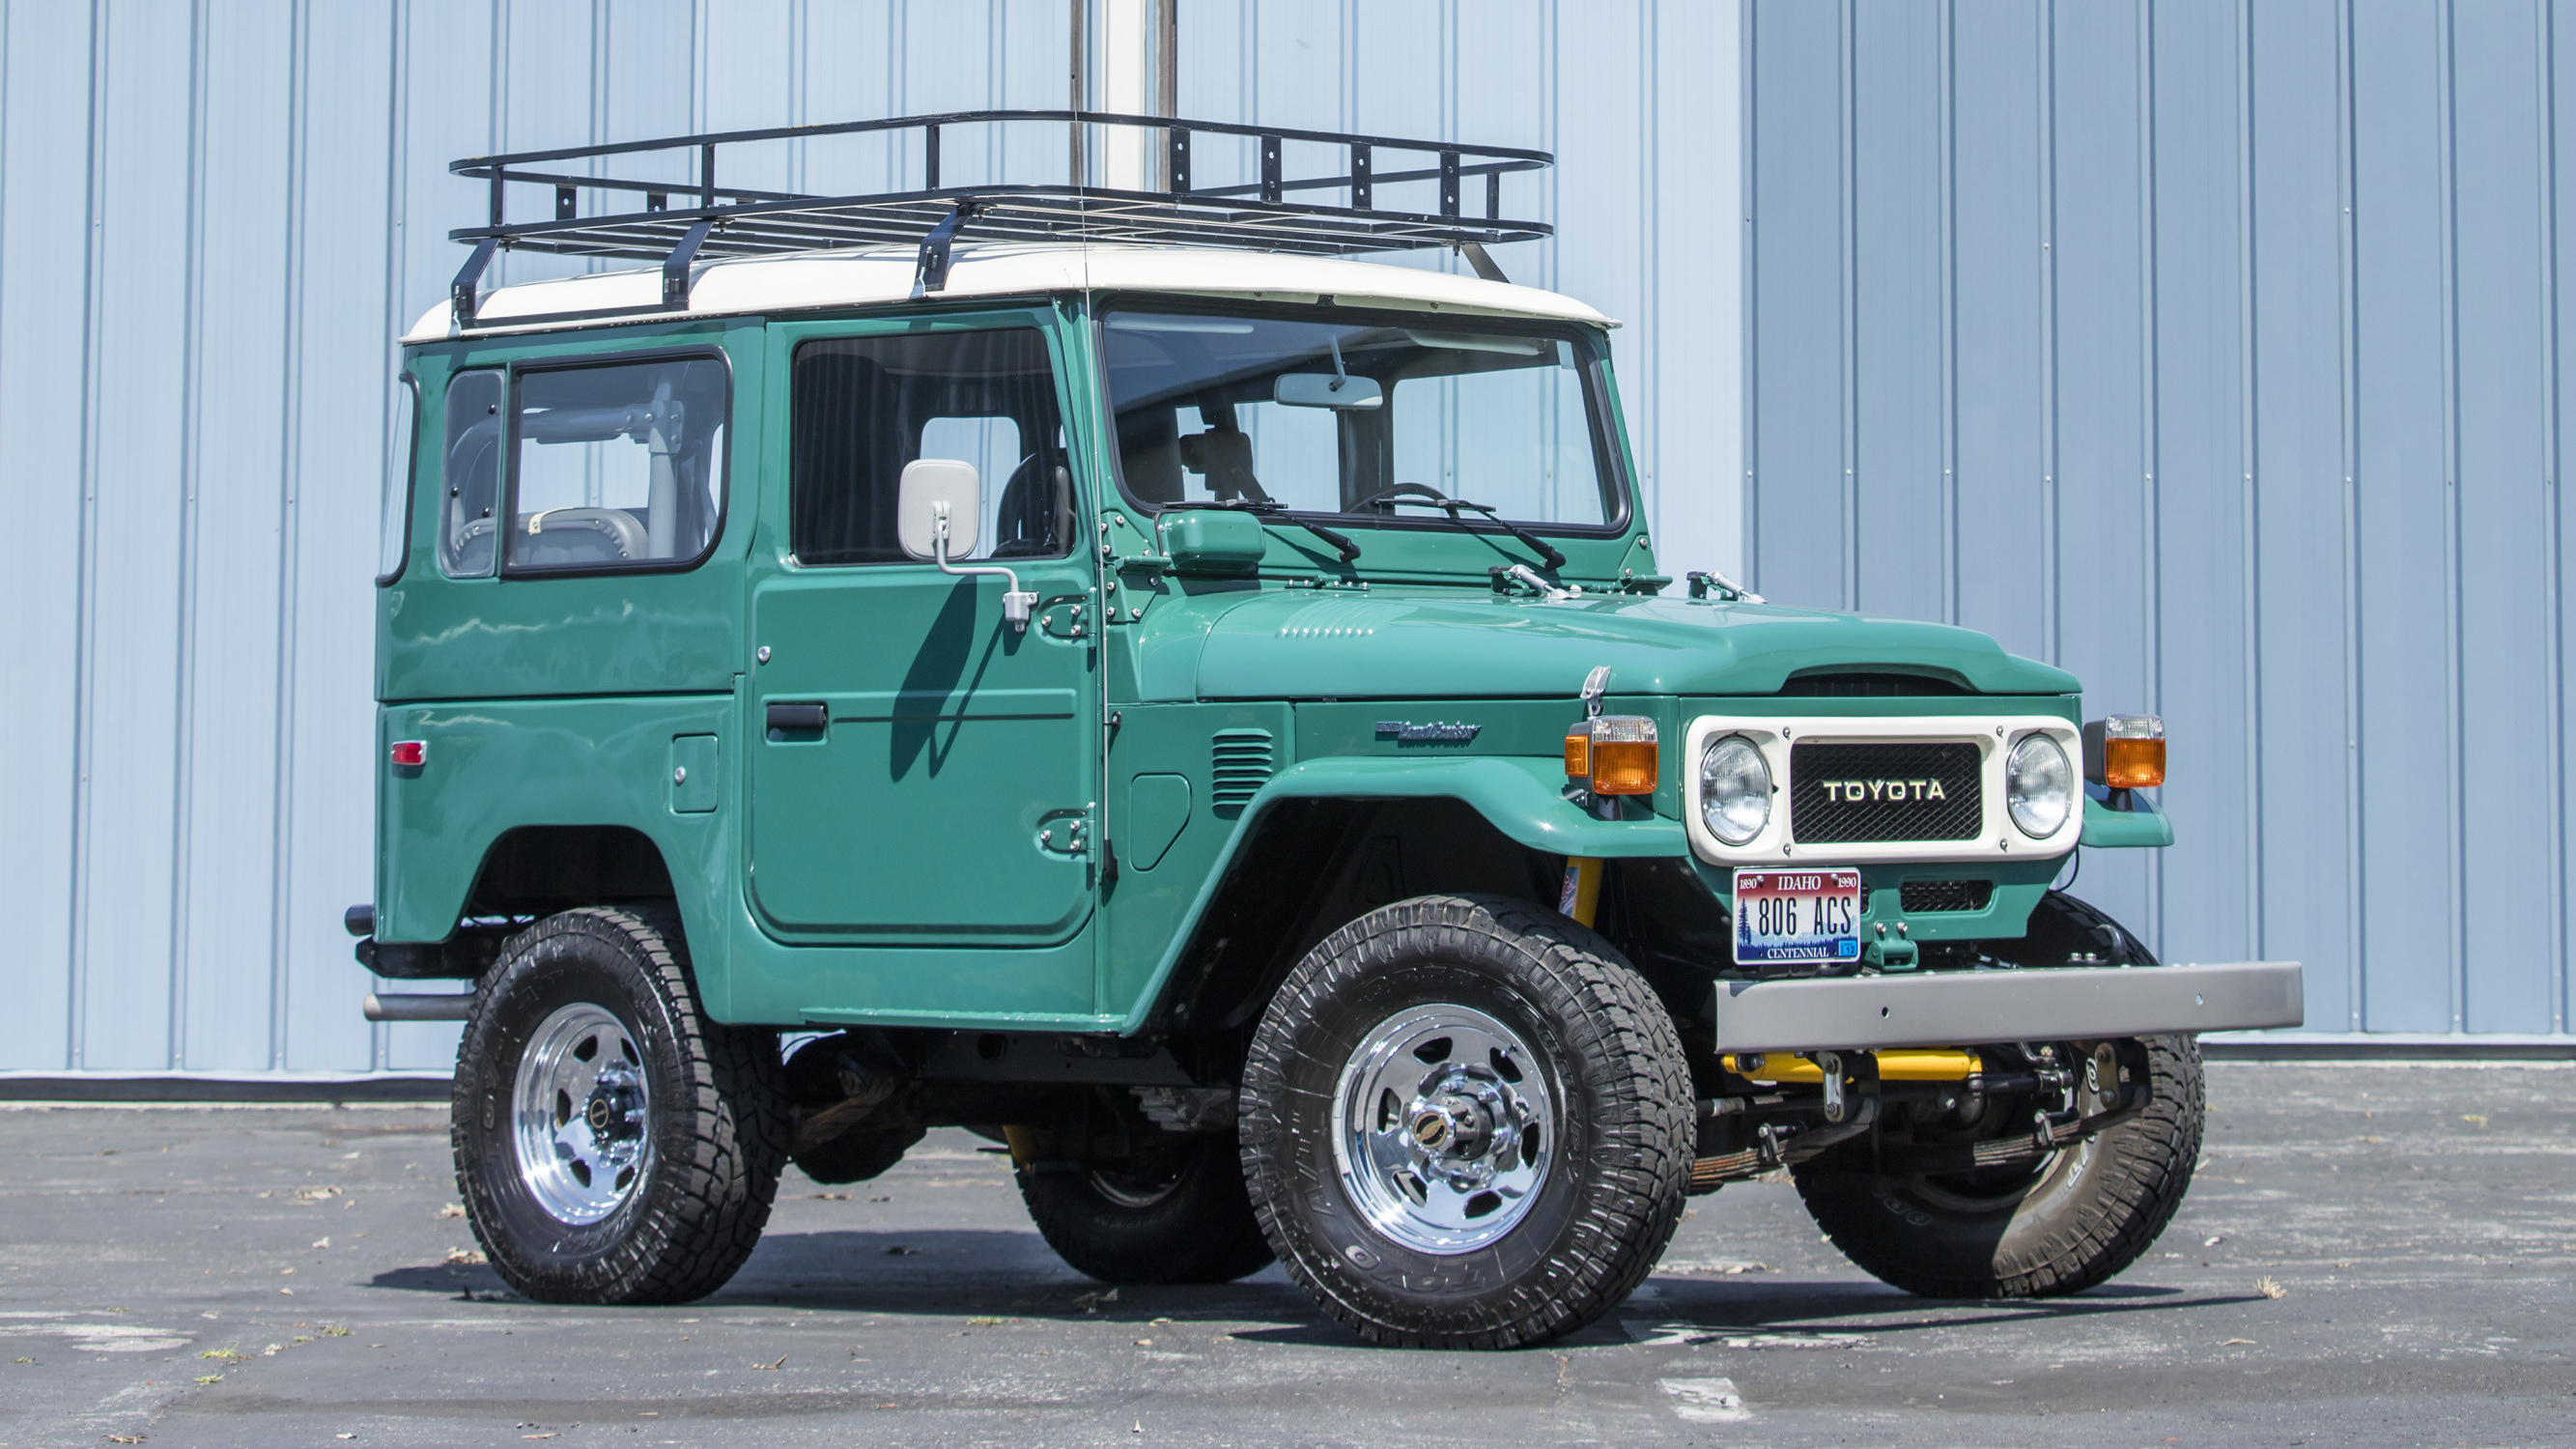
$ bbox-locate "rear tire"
[1016,1133,1275,1285]
[1239,895,1692,1350]
[452,906,786,1305]
[1796,1034,2204,1298]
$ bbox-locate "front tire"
[452,906,786,1305]
[1239,895,1693,1350]
[1796,1034,2204,1298]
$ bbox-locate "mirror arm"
[932,507,1038,632]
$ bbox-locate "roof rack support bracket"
[1458,242,1507,285]
[1351,142,1372,211]
[1440,151,1461,217]
[912,200,977,299]
[1167,127,1191,197]
[663,218,714,310]
[450,236,499,330]
[1260,135,1283,203]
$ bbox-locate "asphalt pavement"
[2,1063,2569,1448]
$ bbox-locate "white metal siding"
[0,0,1745,1076]
[0,0,1090,1076]
[1746,0,2573,1038]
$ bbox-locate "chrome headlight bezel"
[1698,733,1773,846]
[2005,731,2075,838]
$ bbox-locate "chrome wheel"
[512,1002,652,1225]
[1330,1003,1555,1255]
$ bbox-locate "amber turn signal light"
[2081,715,2164,789]
[1566,716,1658,796]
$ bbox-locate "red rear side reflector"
[389,741,426,768]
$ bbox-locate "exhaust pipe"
[363,992,473,1023]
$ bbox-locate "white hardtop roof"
[403,242,1616,343]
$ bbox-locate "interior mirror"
[1272,372,1383,410]
[897,458,980,560]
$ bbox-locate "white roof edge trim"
[403,243,1618,343]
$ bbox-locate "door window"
[790,327,1075,565]
[505,354,729,573]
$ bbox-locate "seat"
[1175,425,1269,502]
[512,507,651,566]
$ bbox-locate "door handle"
[765,702,828,734]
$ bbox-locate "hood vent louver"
[1210,728,1277,815]
[1779,671,1971,697]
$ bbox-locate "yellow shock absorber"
[1723,1049,1984,1083]
[1559,856,1603,927]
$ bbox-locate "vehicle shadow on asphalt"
[366,1227,1334,1327]
[1638,1274,2268,1338]
[365,1229,2261,1350]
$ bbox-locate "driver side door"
[747,313,1099,944]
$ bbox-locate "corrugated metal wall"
[1745,0,2572,1038]
[0,0,1095,1076]
[27,0,2546,1072]
[0,0,1743,1076]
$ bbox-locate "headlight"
[2005,733,2074,838]
[1698,735,1772,845]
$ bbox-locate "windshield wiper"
[1159,498,1363,564]
[1348,484,1569,572]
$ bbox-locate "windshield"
[1099,304,1625,530]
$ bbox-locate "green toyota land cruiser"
[354,113,2302,1350]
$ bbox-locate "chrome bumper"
[1712,960,2304,1054]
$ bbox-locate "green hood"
[1184,589,2079,700]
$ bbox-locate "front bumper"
[1712,960,2304,1053]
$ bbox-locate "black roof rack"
[445,109,1553,328]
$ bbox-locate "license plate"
[1734,868,1863,964]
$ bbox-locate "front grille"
[1900,878,1994,913]
[1209,728,1276,814]
[1789,741,1983,843]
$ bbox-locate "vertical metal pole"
[925,123,941,190]
[699,142,717,211]
[1153,0,1176,190]
[1154,0,1176,114]
[1069,0,1087,186]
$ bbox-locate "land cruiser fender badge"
[1376,721,1482,743]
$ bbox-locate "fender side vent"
[1210,728,1276,815]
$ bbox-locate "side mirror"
[897,458,981,561]
[1272,372,1383,410]
[897,456,1036,631]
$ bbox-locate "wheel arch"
[1125,755,1693,1045]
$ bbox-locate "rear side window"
[439,370,505,578]
[378,373,419,584]
[506,355,730,573]
[790,327,1074,566]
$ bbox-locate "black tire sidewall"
[1798,1034,2206,1298]
[1272,960,1593,1303]
[1017,1132,1274,1285]
[454,913,704,1298]
[1243,896,1691,1347]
